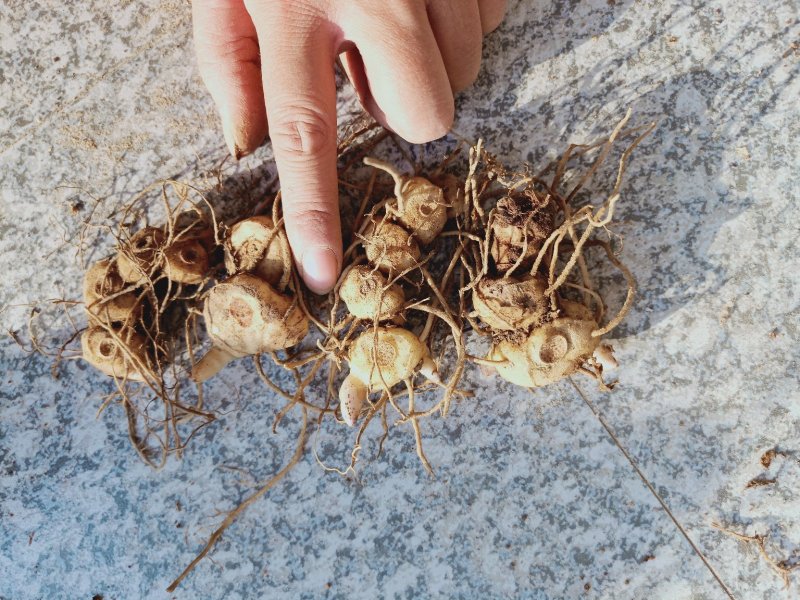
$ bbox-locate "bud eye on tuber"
[163,239,209,285]
[393,177,448,245]
[81,325,148,381]
[339,265,405,321]
[224,216,291,288]
[116,227,166,283]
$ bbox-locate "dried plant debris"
[712,523,800,587]
[46,111,653,589]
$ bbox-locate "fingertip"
[219,104,268,159]
[300,245,340,294]
[399,99,454,144]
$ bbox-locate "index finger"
[245,2,341,294]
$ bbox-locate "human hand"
[193,0,507,293]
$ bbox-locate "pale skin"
[193,0,507,293]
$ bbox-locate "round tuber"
[163,240,209,285]
[224,216,291,288]
[364,157,447,245]
[471,275,549,332]
[339,265,405,321]
[116,227,166,283]
[488,299,600,388]
[362,220,421,276]
[81,325,148,381]
[192,273,308,381]
[83,258,141,324]
[339,327,439,426]
[490,193,553,273]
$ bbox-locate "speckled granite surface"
[1,0,799,598]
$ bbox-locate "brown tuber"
[339,265,405,321]
[81,325,148,381]
[339,327,439,426]
[471,275,550,332]
[224,216,291,288]
[116,227,166,283]
[193,273,308,381]
[363,157,448,245]
[362,220,421,276]
[83,258,141,324]
[490,193,553,273]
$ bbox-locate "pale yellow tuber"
[192,273,308,381]
[433,173,466,219]
[81,325,148,381]
[83,258,141,324]
[362,220,421,276]
[163,240,209,285]
[224,216,291,288]
[339,265,405,321]
[339,327,439,426]
[364,157,448,245]
[488,299,600,388]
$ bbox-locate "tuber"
[339,327,439,426]
[471,275,550,332]
[193,273,308,381]
[83,258,141,324]
[116,226,166,283]
[488,299,600,388]
[339,265,405,321]
[224,216,291,288]
[364,157,448,245]
[81,325,148,382]
[362,220,421,276]
[163,240,209,285]
[490,193,553,273]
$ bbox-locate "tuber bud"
[81,324,148,381]
[163,240,209,285]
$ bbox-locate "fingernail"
[221,115,249,160]
[301,246,339,294]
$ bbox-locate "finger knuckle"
[270,104,334,158]
[196,31,260,66]
[284,203,336,230]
